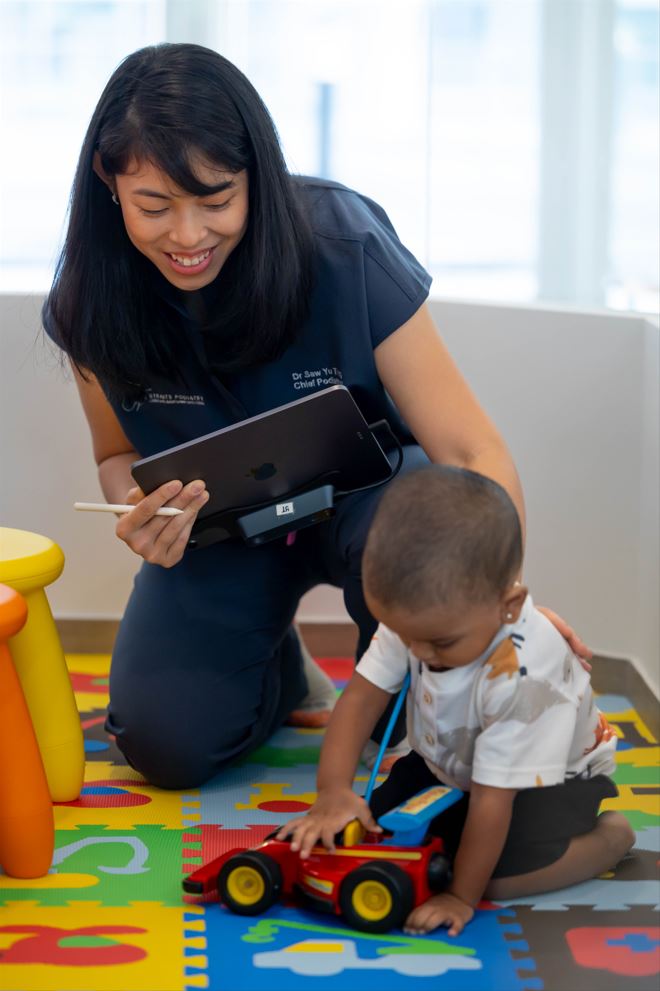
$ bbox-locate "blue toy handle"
[364,670,411,804]
[378,784,464,846]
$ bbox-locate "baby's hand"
[403,892,474,936]
[276,788,381,859]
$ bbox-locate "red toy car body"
[183,784,461,933]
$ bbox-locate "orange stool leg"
[0,527,84,802]
[0,584,54,878]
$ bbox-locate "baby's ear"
[501,583,528,624]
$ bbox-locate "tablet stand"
[236,484,336,546]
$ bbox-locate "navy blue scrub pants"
[106,445,428,788]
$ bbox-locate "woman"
[44,43,586,789]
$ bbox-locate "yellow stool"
[0,528,84,802]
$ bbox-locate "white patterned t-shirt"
[356,595,617,791]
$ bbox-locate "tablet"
[131,385,393,546]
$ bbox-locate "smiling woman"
[106,160,249,287]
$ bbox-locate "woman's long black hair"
[44,43,313,401]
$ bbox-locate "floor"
[0,652,658,991]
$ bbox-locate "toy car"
[183,783,462,933]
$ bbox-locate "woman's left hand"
[537,606,593,671]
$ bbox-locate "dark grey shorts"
[368,748,618,877]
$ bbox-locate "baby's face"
[365,590,505,670]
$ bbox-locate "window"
[427,1,540,302]
[0,0,165,290]
[1,0,657,314]
[609,0,659,311]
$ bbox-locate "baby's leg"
[485,811,634,900]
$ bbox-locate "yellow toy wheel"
[226,865,265,906]
[350,879,393,921]
[218,852,282,915]
[339,862,413,933]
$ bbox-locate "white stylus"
[74,502,184,517]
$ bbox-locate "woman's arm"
[375,304,526,540]
[71,363,209,566]
[71,363,140,501]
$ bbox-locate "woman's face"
[113,157,249,290]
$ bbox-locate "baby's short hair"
[363,465,523,611]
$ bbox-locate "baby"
[279,464,634,935]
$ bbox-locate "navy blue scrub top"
[83,177,431,458]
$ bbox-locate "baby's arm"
[405,782,517,936]
[277,673,391,858]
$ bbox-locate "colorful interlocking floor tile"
[0,655,657,990]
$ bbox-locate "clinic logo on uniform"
[121,389,205,412]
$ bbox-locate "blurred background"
[1,0,658,314]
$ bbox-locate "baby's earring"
[505,612,513,621]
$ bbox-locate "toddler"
[279,465,634,935]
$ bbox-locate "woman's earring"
[505,612,513,621]
[111,192,119,205]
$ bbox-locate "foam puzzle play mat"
[0,654,658,990]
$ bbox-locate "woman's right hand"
[115,478,209,567]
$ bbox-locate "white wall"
[1,293,140,618]
[1,293,657,695]
[434,299,659,700]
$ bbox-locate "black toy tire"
[339,861,414,933]
[217,851,282,915]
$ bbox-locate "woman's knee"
[106,661,264,789]
[107,709,256,790]
[107,632,304,789]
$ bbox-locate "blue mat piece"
[609,933,659,953]
[597,694,641,712]
[195,903,541,991]
[635,827,660,852]
[497,878,660,912]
